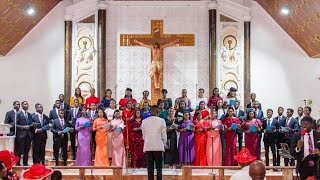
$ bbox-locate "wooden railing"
[12,166,123,180]
[182,166,296,180]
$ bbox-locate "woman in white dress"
[104,99,117,158]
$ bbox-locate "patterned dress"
[130,119,146,168]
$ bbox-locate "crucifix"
[120,20,195,104]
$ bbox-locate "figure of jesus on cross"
[133,39,180,89]
[120,20,195,103]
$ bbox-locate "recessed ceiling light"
[281,6,290,15]
[24,6,35,16]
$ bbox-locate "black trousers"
[236,131,243,152]
[264,141,276,166]
[146,151,162,180]
[16,135,32,165]
[53,136,68,166]
[69,131,77,158]
[33,134,46,164]
[220,131,226,165]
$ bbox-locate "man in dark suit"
[275,106,286,166]
[303,106,317,130]
[15,101,35,166]
[68,99,81,160]
[4,101,20,136]
[49,100,61,123]
[234,100,245,151]
[246,93,262,110]
[262,109,279,167]
[296,107,304,128]
[282,108,299,166]
[51,109,73,166]
[87,102,98,155]
[290,116,320,180]
[32,103,50,165]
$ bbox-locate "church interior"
[0,0,320,179]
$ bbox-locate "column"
[64,15,73,104]
[208,3,217,94]
[97,4,107,98]
[244,21,251,105]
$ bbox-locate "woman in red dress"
[241,110,262,159]
[223,107,241,166]
[121,100,136,154]
[193,101,210,121]
[130,110,146,168]
[193,112,207,166]
[118,88,137,110]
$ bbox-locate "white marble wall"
[105,6,209,106]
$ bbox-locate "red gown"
[130,119,146,168]
[193,120,207,166]
[118,98,137,109]
[241,119,262,158]
[122,108,135,153]
[223,117,241,166]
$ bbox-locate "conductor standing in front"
[141,105,167,180]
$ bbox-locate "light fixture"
[280,6,290,15]
[24,5,35,16]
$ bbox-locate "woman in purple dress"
[241,110,262,159]
[177,111,195,165]
[75,108,92,166]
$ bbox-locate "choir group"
[4,86,319,168]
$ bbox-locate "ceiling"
[256,0,320,58]
[0,0,60,56]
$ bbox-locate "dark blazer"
[262,118,280,143]
[32,113,50,139]
[52,102,70,112]
[87,110,98,121]
[246,102,262,110]
[290,131,320,173]
[68,108,81,128]
[234,109,245,118]
[281,117,299,138]
[254,110,264,120]
[49,109,67,123]
[16,111,34,139]
[4,110,16,135]
[51,118,70,141]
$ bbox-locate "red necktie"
[308,134,314,167]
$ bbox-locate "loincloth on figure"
[150,60,162,77]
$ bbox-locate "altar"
[63,0,252,106]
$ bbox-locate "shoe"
[15,164,21,166]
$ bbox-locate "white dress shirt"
[296,130,315,158]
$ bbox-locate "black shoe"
[63,161,67,166]
[15,164,21,166]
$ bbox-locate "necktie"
[268,119,271,126]
[39,114,42,126]
[74,109,77,118]
[25,112,28,119]
[286,118,289,126]
[60,120,64,127]
[91,111,94,119]
[308,134,315,167]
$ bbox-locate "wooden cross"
[120,20,195,104]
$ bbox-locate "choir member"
[110,110,126,167]
[246,93,262,110]
[261,109,279,167]
[49,100,63,123]
[75,108,92,166]
[15,101,34,166]
[85,88,100,110]
[130,110,146,168]
[225,87,238,108]
[88,102,98,154]
[92,109,110,166]
[223,107,241,166]
[193,101,209,120]
[174,89,191,110]
[51,109,72,166]
[104,99,117,159]
[32,103,49,165]
[215,99,225,120]
[296,107,304,128]
[69,87,84,108]
[207,87,223,111]
[303,106,317,129]
[4,101,20,136]
[282,108,299,166]
[177,112,195,165]
[68,99,81,160]
[58,94,70,113]
[275,107,286,166]
[193,112,207,166]
[242,110,262,159]
[164,108,178,167]
[118,88,137,110]
[122,100,135,152]
[195,88,208,109]
[158,101,168,119]
[101,89,115,109]
[141,102,151,119]
[205,110,222,166]
[234,100,245,151]
[157,89,172,110]
[175,101,192,125]
[138,90,151,109]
